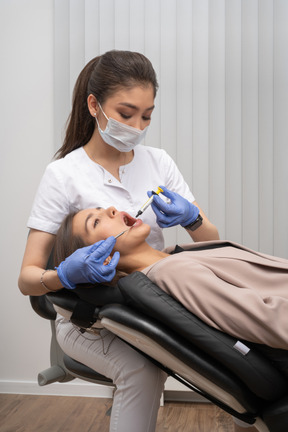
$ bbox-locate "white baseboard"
[0,379,114,398]
[0,380,207,404]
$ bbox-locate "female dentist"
[19,49,219,432]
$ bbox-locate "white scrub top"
[28,145,195,250]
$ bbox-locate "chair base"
[38,365,68,386]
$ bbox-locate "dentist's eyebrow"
[84,208,103,232]
[118,102,155,111]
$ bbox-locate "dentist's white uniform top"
[28,145,195,250]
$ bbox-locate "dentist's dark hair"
[55,50,159,159]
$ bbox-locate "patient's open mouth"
[122,213,137,227]
[114,212,143,239]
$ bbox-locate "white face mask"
[95,103,148,152]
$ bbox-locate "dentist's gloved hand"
[56,236,120,289]
[148,186,200,228]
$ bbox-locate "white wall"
[0,0,63,395]
[0,0,52,386]
[1,0,288,396]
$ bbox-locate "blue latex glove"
[148,186,200,228]
[56,236,120,289]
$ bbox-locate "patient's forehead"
[76,207,103,220]
[78,208,97,217]
[76,208,96,222]
[79,207,102,215]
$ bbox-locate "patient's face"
[72,207,150,248]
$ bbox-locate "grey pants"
[56,315,166,432]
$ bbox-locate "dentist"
[19,49,219,432]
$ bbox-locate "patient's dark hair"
[55,50,158,159]
[54,211,85,267]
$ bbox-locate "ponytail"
[55,57,100,159]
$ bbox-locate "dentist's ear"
[87,94,99,117]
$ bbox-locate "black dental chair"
[30,272,288,432]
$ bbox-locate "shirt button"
[108,179,112,183]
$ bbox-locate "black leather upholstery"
[118,273,288,400]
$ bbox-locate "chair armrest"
[30,295,57,320]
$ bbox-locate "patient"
[54,206,288,351]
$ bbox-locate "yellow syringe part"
[135,187,163,218]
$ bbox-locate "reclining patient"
[54,206,288,350]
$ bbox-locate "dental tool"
[114,219,138,239]
[135,187,163,218]
[114,227,131,239]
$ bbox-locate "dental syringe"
[135,187,163,218]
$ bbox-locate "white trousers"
[55,316,167,432]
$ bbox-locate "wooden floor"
[0,394,234,432]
